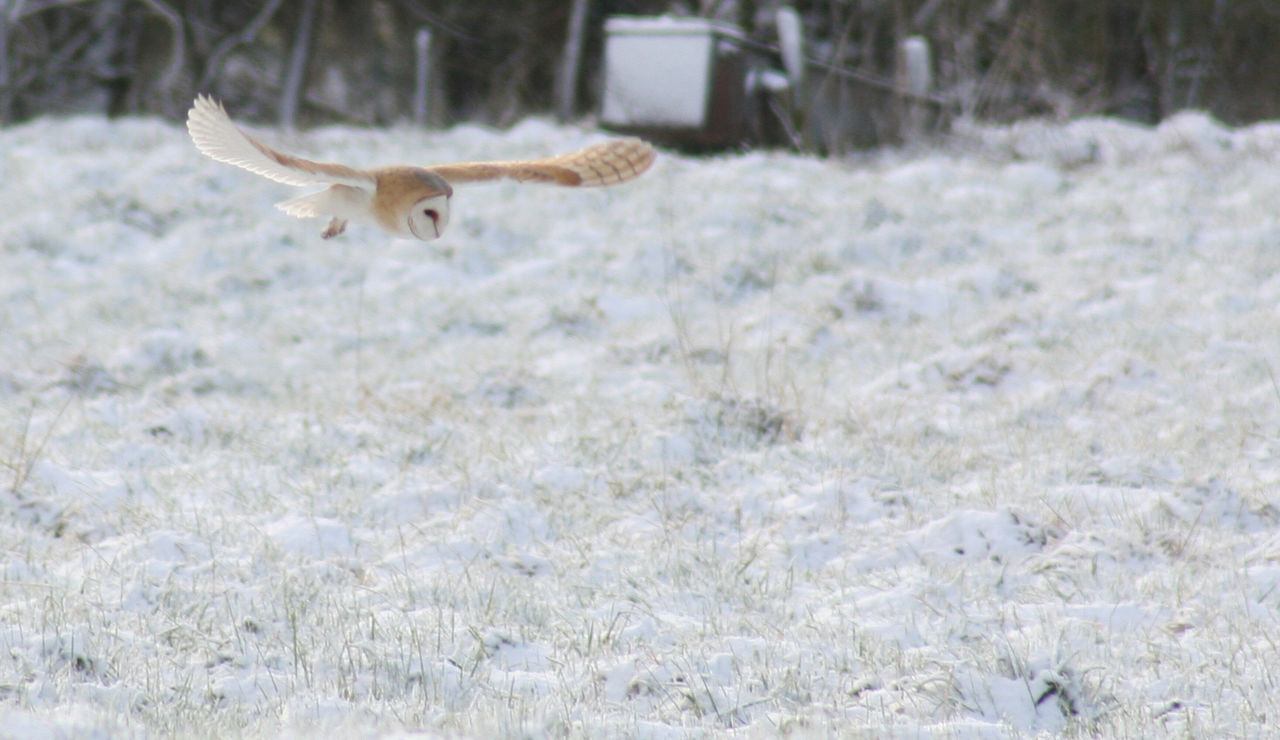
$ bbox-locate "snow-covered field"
[2,108,1279,737]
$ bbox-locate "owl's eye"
[423,208,439,221]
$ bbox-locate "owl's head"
[407,194,451,241]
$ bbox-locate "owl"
[185,95,655,240]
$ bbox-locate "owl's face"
[406,194,451,241]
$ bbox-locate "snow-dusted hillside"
[2,109,1279,737]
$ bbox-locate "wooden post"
[775,7,804,96]
[280,0,317,130]
[555,0,590,122]
[413,28,432,126]
[0,1,11,123]
[900,35,932,144]
[775,7,806,150]
[902,36,932,99]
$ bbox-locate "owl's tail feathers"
[278,190,354,238]
[276,184,368,221]
[276,190,331,220]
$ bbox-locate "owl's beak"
[408,203,447,241]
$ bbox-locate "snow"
[2,108,1279,736]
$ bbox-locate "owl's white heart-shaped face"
[406,194,451,241]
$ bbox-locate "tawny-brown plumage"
[185,95,655,240]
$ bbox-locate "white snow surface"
[2,110,1280,737]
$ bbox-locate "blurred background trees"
[3,0,1279,148]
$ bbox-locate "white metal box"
[600,16,749,147]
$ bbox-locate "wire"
[734,34,954,108]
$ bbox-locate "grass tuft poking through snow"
[2,111,1280,736]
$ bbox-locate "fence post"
[556,0,590,122]
[413,28,432,126]
[279,0,316,130]
[901,35,932,144]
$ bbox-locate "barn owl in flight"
[186,95,655,240]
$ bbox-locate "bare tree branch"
[10,0,91,21]
[198,0,287,91]
[133,0,183,99]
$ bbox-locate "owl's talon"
[321,218,347,239]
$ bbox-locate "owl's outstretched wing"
[425,138,655,187]
[186,95,375,189]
